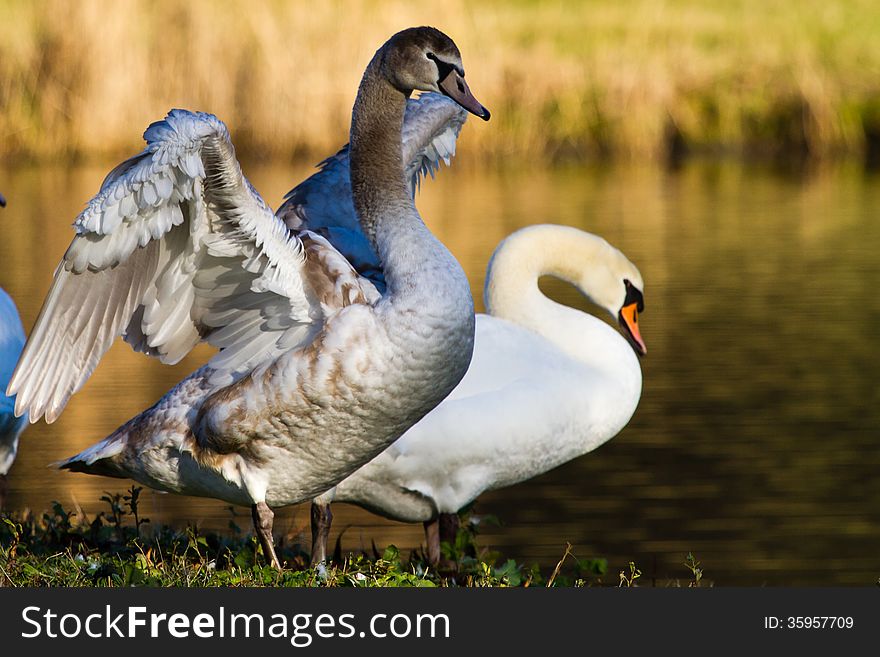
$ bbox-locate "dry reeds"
[2,0,880,163]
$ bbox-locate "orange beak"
[618,302,646,356]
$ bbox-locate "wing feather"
[9,109,363,423]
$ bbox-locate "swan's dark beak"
[618,303,646,357]
[439,70,490,121]
[0,192,6,208]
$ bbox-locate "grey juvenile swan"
[8,27,490,567]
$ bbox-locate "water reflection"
[0,159,877,585]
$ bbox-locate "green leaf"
[381,545,400,563]
[576,557,608,577]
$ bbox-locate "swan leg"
[251,502,281,570]
[310,500,333,567]
[439,512,459,546]
[438,512,460,573]
[423,517,441,566]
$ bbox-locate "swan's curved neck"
[484,226,640,385]
[485,226,608,325]
[349,57,413,249]
[343,47,475,447]
[348,55,470,316]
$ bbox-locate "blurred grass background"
[2,0,880,163]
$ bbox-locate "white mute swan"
[8,27,489,567]
[1,288,27,510]
[310,224,646,566]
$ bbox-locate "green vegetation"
[1,0,879,163]
[0,487,707,587]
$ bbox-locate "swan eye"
[622,280,645,312]
[425,51,460,81]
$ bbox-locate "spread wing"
[9,109,367,423]
[276,93,466,291]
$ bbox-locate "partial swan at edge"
[1,287,28,509]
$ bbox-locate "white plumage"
[311,225,647,565]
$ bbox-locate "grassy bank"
[1,0,879,163]
[0,487,706,587]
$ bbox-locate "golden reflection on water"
[1,158,878,585]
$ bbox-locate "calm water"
[1,158,878,586]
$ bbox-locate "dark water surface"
[1,159,877,585]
